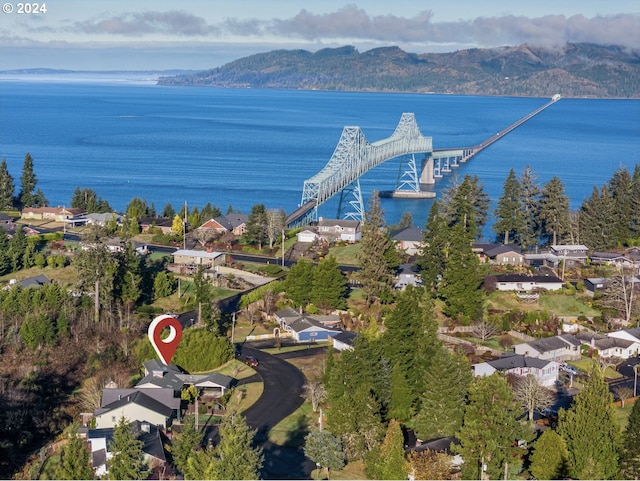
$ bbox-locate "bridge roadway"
[288,95,560,227]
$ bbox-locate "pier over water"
[287,95,561,227]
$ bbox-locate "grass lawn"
[214,359,258,380]
[616,398,636,431]
[328,243,361,265]
[231,382,264,413]
[0,265,78,288]
[329,460,366,480]
[268,401,314,447]
[486,291,600,318]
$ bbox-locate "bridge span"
[287,94,560,227]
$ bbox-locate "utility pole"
[281,229,285,267]
[183,201,187,250]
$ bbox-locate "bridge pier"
[420,157,435,184]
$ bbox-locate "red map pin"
[148,315,183,365]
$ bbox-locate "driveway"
[237,344,316,480]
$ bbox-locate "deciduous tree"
[512,374,554,422]
[407,449,452,480]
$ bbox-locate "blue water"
[1,79,639,239]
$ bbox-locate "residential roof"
[524,334,580,354]
[136,361,185,391]
[96,390,174,419]
[575,331,634,350]
[20,274,51,288]
[101,388,180,411]
[0,212,12,222]
[139,216,173,227]
[318,218,360,228]
[495,274,563,284]
[330,330,357,347]
[487,353,551,371]
[172,249,224,259]
[288,317,341,334]
[88,420,166,463]
[484,244,522,258]
[391,226,423,242]
[551,245,589,252]
[178,372,234,389]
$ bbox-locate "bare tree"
[471,318,500,343]
[600,266,639,324]
[513,374,554,422]
[78,377,105,412]
[301,381,327,412]
[193,227,217,247]
[266,208,286,249]
[614,386,635,407]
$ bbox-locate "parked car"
[245,355,259,367]
[560,364,578,375]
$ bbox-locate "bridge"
[287,94,560,227]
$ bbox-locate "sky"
[1,0,639,70]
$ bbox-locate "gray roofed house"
[473,353,560,387]
[136,361,186,392]
[317,218,361,242]
[93,390,174,429]
[330,330,357,351]
[20,274,51,289]
[575,331,638,359]
[492,273,564,292]
[101,388,181,413]
[513,334,581,362]
[391,226,423,256]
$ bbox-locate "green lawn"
[268,401,314,447]
[486,291,600,318]
[328,243,361,265]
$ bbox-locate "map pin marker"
[148,315,183,365]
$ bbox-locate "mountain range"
[158,43,640,98]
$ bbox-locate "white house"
[575,331,638,359]
[317,218,361,242]
[492,274,564,292]
[472,353,559,387]
[513,334,582,362]
[606,327,640,357]
[296,229,319,243]
[93,391,174,429]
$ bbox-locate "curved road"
[238,343,317,480]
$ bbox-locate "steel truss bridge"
[287,95,560,227]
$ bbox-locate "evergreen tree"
[284,258,314,307]
[0,229,10,275]
[311,255,348,310]
[493,168,525,244]
[304,430,345,480]
[365,419,408,480]
[245,203,268,249]
[529,429,568,480]
[0,158,15,210]
[620,393,640,479]
[56,424,94,480]
[608,166,634,245]
[556,364,620,479]
[388,363,414,422]
[198,409,263,479]
[417,200,450,290]
[630,165,640,240]
[382,287,439,409]
[126,197,152,219]
[537,176,570,245]
[7,227,27,272]
[356,191,399,306]
[439,222,484,322]
[414,348,471,440]
[108,417,147,480]
[578,185,615,250]
[70,187,111,213]
[172,415,204,475]
[455,374,524,480]
[443,174,489,239]
[519,165,541,251]
[19,153,38,208]
[162,202,175,219]
[201,202,222,223]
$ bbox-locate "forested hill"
[158,43,640,98]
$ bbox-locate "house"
[491,274,564,292]
[330,330,357,351]
[274,308,342,343]
[391,226,423,256]
[473,243,525,266]
[574,331,637,359]
[198,213,249,236]
[86,420,166,477]
[3,274,52,290]
[317,218,361,242]
[21,206,85,222]
[584,277,609,294]
[139,217,173,235]
[525,244,589,269]
[606,327,640,357]
[100,388,181,420]
[296,229,319,243]
[590,251,637,268]
[93,390,174,429]
[136,360,234,398]
[395,263,422,290]
[513,334,582,362]
[472,353,559,387]
[171,249,226,268]
[85,212,124,227]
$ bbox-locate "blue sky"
[1,0,638,70]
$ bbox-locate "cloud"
[73,10,216,37]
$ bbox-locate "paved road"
[237,343,316,480]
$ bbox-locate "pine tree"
[364,419,408,480]
[630,165,640,239]
[519,165,541,251]
[0,158,15,210]
[357,191,398,306]
[245,203,268,249]
[493,168,524,244]
[388,363,414,421]
[417,200,450,290]
[311,255,348,310]
[556,363,620,479]
[108,417,147,480]
[620,395,640,479]
[19,153,38,208]
[443,174,489,239]
[608,166,634,245]
[455,374,524,480]
[439,222,484,322]
[56,424,94,480]
[202,409,263,479]
[304,429,345,479]
[537,176,570,246]
[578,185,615,250]
[414,348,471,440]
[284,258,314,307]
[529,429,568,480]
